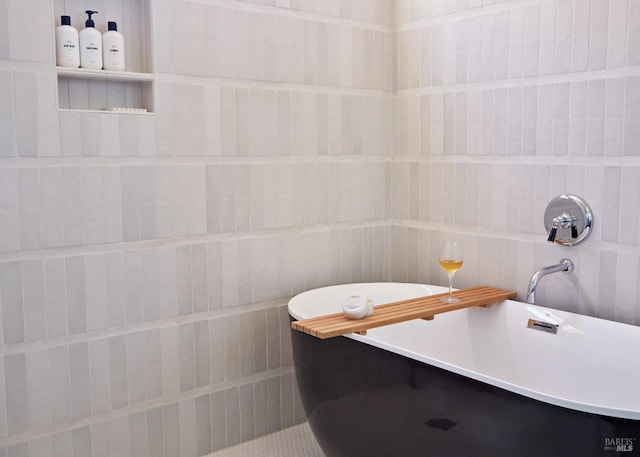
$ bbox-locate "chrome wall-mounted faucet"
[526,258,574,304]
[544,195,593,246]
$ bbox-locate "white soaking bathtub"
[289,282,640,457]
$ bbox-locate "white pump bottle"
[102,21,125,71]
[56,15,80,67]
[79,10,102,69]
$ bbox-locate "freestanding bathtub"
[289,283,640,457]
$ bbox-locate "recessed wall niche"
[53,0,155,113]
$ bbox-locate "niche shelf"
[53,0,155,113]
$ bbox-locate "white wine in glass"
[439,240,463,303]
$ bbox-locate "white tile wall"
[4,0,640,455]
[392,0,640,326]
[0,0,392,455]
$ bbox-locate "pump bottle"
[79,10,102,69]
[102,21,125,71]
[56,15,80,67]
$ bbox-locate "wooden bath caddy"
[291,286,517,339]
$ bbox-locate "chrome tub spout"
[527,258,574,304]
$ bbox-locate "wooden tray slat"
[291,286,517,339]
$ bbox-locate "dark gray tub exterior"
[291,320,640,457]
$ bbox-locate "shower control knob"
[571,222,578,238]
[557,214,578,238]
[547,215,572,244]
[543,194,593,246]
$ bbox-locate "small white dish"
[342,293,374,320]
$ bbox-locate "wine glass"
[439,240,463,303]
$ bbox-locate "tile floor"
[208,423,326,457]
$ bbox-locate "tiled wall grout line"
[390,155,640,165]
[393,217,640,252]
[0,61,54,73]
[0,155,394,169]
[394,65,640,96]
[189,0,393,31]
[0,219,391,263]
[394,0,556,31]
[156,72,394,97]
[0,300,288,357]
[0,366,296,449]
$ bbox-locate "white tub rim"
[289,282,640,421]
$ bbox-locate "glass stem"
[448,274,454,298]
